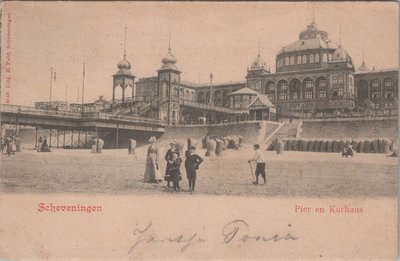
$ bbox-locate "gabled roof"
[249,94,276,108]
[227,87,258,96]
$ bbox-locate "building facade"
[109,19,398,123]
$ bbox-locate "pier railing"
[1,104,166,126]
[0,104,82,118]
[82,112,166,125]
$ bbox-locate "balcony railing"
[179,99,235,113]
[82,112,166,125]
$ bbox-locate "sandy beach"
[0,144,397,197]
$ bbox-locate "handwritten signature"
[128,219,298,255]
[127,222,205,254]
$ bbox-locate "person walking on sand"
[169,152,182,192]
[248,144,266,185]
[144,136,162,183]
[37,136,43,152]
[185,146,203,193]
[41,136,51,152]
[164,141,179,188]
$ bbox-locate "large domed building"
[245,20,360,118]
[126,19,398,123]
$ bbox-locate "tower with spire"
[357,48,370,72]
[112,27,135,103]
[156,20,181,124]
[246,33,270,93]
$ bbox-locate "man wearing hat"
[248,144,266,185]
[164,140,179,187]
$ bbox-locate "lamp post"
[49,67,56,102]
[209,73,213,105]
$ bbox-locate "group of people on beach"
[1,136,17,156]
[143,136,203,193]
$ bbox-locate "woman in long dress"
[144,136,162,183]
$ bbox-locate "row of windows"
[267,78,328,91]
[268,89,344,101]
[331,73,344,85]
[371,79,394,88]
[358,78,396,89]
[277,53,332,68]
[229,95,254,109]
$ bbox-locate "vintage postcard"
[0,1,398,260]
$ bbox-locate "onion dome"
[160,48,180,71]
[117,56,131,70]
[162,48,177,64]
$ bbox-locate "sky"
[0,1,398,106]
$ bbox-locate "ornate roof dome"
[332,45,350,62]
[277,21,337,55]
[117,56,131,70]
[250,54,267,70]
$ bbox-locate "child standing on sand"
[185,146,204,193]
[169,152,182,192]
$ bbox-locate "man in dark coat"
[185,146,203,193]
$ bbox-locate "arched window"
[337,73,344,85]
[315,53,320,63]
[289,79,301,100]
[265,81,275,93]
[304,78,314,89]
[302,55,307,64]
[278,80,288,91]
[322,53,328,63]
[185,90,190,99]
[309,54,314,63]
[285,57,289,66]
[328,53,332,61]
[277,80,288,101]
[384,78,394,88]
[297,56,302,64]
[191,91,196,101]
[316,77,328,88]
[357,80,368,102]
[383,79,394,98]
[371,79,380,88]
[290,56,295,65]
[332,74,337,85]
[197,92,205,103]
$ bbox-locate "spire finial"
[124,26,127,58]
[339,25,342,46]
[362,47,365,63]
[312,5,315,23]
[168,10,171,51]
